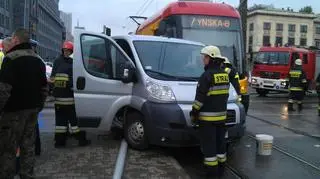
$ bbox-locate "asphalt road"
[34,91,320,178]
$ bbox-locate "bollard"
[113,139,128,179]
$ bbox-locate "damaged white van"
[73,29,246,150]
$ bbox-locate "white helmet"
[222,56,231,64]
[200,45,224,59]
[295,59,302,66]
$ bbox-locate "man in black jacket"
[0,28,48,178]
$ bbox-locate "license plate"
[225,131,228,138]
[264,80,273,84]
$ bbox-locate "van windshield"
[133,40,204,81]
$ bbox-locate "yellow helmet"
[200,45,223,59]
[295,59,302,66]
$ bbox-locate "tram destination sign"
[182,15,240,31]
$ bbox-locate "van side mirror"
[121,62,136,84]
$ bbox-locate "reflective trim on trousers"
[55,126,67,133]
[289,87,303,91]
[217,153,227,163]
[55,98,75,105]
[71,126,80,133]
[198,115,226,122]
[199,111,227,116]
[204,157,218,166]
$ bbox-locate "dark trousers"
[288,91,305,104]
[318,92,320,114]
[35,121,41,155]
[55,104,80,144]
[198,122,227,175]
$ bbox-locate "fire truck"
[134,0,250,112]
[251,46,320,96]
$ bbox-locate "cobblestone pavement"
[34,133,120,179]
[124,148,190,179]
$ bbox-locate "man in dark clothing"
[190,45,229,178]
[0,28,48,178]
[51,41,90,148]
[286,59,307,111]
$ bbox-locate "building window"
[276,23,283,31]
[300,38,307,46]
[316,40,320,48]
[263,22,271,30]
[288,38,295,46]
[249,36,253,45]
[300,25,308,33]
[275,37,283,46]
[316,25,320,34]
[288,24,296,32]
[249,23,254,31]
[263,36,270,46]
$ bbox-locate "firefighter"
[287,59,307,111]
[222,57,241,102]
[316,73,320,116]
[52,41,91,147]
[190,45,229,177]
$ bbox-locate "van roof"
[112,35,205,46]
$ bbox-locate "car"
[73,29,246,150]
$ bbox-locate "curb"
[113,139,128,179]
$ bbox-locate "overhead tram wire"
[136,0,150,15]
[138,0,154,16]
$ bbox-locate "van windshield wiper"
[144,69,198,81]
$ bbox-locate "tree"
[299,6,313,14]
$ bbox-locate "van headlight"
[146,80,176,102]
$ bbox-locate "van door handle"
[76,77,86,90]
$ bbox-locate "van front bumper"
[140,101,246,147]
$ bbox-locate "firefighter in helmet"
[51,41,91,147]
[190,45,229,177]
[287,59,307,111]
[222,57,241,100]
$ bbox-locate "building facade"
[247,7,316,53]
[0,0,11,37]
[314,16,320,49]
[37,0,65,60]
[60,10,73,41]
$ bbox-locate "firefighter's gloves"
[189,110,199,127]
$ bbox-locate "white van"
[73,29,246,150]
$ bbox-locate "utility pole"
[239,0,247,71]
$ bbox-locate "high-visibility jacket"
[192,63,230,123]
[52,56,74,105]
[286,68,307,91]
[224,64,240,95]
[0,51,4,69]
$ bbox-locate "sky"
[59,0,320,36]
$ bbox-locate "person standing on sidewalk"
[190,46,229,178]
[51,41,90,148]
[0,28,48,178]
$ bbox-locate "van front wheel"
[124,112,149,150]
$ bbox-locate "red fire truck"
[251,46,320,96]
[135,0,250,112]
